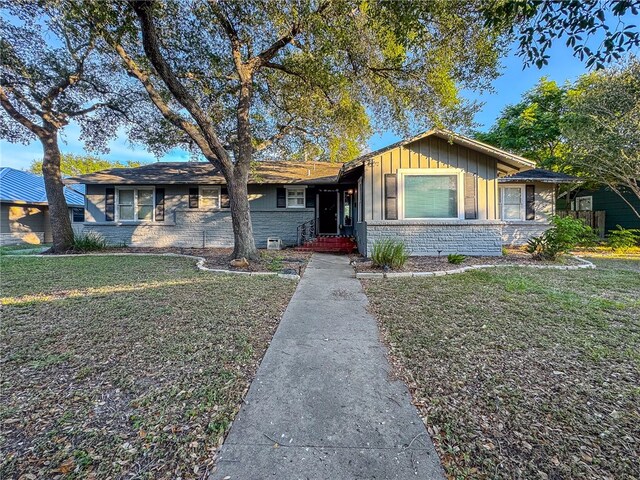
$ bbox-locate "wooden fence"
[557,210,606,238]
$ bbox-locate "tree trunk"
[40,130,74,252]
[227,173,259,261]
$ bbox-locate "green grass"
[0,244,50,255]
[0,255,296,479]
[363,258,640,479]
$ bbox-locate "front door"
[317,190,338,234]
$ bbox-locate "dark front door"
[318,190,338,234]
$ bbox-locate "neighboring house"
[557,185,640,233]
[498,168,580,245]
[69,129,546,256]
[0,167,85,245]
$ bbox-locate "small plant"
[371,239,409,270]
[266,254,284,272]
[72,232,108,252]
[526,215,596,260]
[607,225,640,252]
[447,253,466,265]
[501,246,509,256]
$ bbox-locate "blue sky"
[1,30,637,170]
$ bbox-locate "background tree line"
[476,58,640,217]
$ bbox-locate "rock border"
[355,255,595,279]
[2,252,301,280]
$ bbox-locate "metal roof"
[0,167,85,206]
[498,168,581,184]
[65,161,344,185]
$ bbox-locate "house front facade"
[69,130,579,256]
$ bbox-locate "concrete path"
[212,254,444,479]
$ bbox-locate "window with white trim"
[499,186,525,220]
[398,169,465,219]
[286,187,305,208]
[200,186,221,209]
[575,196,593,211]
[71,207,85,223]
[117,187,154,221]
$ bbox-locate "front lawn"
[0,256,296,479]
[363,258,640,479]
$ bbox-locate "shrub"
[607,225,640,252]
[371,239,409,270]
[447,253,466,265]
[526,215,596,260]
[72,232,108,252]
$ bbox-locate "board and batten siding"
[363,135,499,221]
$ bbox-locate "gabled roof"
[499,168,581,184]
[339,129,536,179]
[65,161,344,185]
[0,167,85,206]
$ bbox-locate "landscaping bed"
[49,246,312,274]
[363,258,640,479]
[0,255,297,479]
[353,248,585,273]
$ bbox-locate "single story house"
[0,167,85,246]
[70,129,586,256]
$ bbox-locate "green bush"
[607,225,640,252]
[526,215,596,260]
[72,232,108,252]
[371,239,409,270]
[447,253,466,265]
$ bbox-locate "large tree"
[563,58,640,217]
[71,0,506,259]
[0,2,135,251]
[30,153,143,176]
[474,78,570,171]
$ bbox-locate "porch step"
[295,236,357,254]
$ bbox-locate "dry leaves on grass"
[1,255,297,479]
[364,261,640,479]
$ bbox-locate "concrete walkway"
[212,254,444,479]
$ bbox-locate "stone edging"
[355,255,596,279]
[2,252,301,280]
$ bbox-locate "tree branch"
[131,0,233,171]
[0,86,47,138]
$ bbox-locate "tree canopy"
[474,78,571,171]
[482,0,640,69]
[29,153,143,176]
[563,57,640,216]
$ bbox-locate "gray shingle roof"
[499,168,580,183]
[65,161,344,185]
[0,167,85,206]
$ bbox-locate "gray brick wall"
[502,222,551,246]
[83,208,314,248]
[365,220,504,256]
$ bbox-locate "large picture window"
[117,187,155,221]
[500,186,524,220]
[398,169,464,219]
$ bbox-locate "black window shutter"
[105,187,115,221]
[155,188,165,221]
[189,187,199,208]
[526,185,535,220]
[384,174,397,220]
[276,187,286,208]
[220,187,230,208]
[305,188,316,208]
[464,173,478,219]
